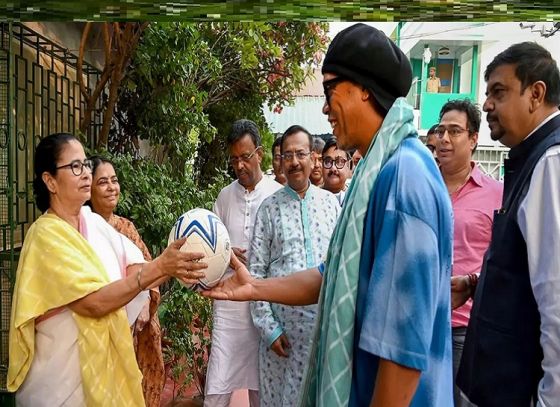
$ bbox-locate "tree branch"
[77,22,91,101]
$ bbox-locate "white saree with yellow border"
[9,206,149,406]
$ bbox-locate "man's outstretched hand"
[201,252,256,301]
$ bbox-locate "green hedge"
[108,153,230,398]
[112,154,229,256]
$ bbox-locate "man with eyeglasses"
[435,99,503,407]
[204,24,453,407]
[204,119,282,407]
[321,137,352,206]
[249,124,340,407]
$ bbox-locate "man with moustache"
[458,42,560,407]
[434,99,502,407]
[249,124,340,407]
[205,24,453,407]
[204,119,282,407]
[321,137,352,206]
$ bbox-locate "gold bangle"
[137,264,145,291]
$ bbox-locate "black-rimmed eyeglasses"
[323,77,348,105]
[55,159,93,176]
[323,156,348,169]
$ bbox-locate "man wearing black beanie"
[203,23,453,407]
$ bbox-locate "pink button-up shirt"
[450,163,503,328]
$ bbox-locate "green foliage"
[104,23,327,400]
[197,93,274,185]
[4,3,559,21]
[158,282,213,398]
[110,153,229,256]
[112,22,328,181]
[100,152,228,398]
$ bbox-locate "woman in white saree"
[8,133,207,407]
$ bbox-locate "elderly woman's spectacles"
[55,159,93,176]
[323,156,348,169]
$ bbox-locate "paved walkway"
[161,373,250,407]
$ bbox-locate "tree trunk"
[77,22,149,146]
[96,57,123,148]
[78,23,112,136]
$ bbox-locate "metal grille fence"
[473,145,509,181]
[0,22,104,397]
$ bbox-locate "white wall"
[476,23,560,146]
[401,22,560,146]
[459,48,473,94]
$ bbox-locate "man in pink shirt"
[435,99,503,407]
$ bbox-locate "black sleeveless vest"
[457,113,560,407]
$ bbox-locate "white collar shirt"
[213,176,283,251]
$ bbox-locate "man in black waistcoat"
[457,42,560,406]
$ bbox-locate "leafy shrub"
[112,154,229,256]
[158,281,213,399]
[107,153,229,398]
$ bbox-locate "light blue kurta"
[249,184,340,407]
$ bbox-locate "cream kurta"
[250,185,340,406]
[205,177,282,395]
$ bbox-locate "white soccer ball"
[168,208,231,291]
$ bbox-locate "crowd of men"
[203,23,560,407]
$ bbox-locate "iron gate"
[0,22,105,400]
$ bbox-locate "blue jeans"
[453,327,476,407]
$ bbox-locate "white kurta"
[205,177,282,395]
[16,206,147,407]
[516,110,560,407]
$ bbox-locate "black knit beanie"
[322,23,413,112]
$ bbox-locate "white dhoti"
[205,300,260,396]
